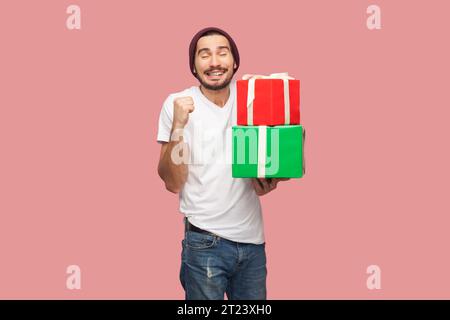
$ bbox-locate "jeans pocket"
[185,231,218,250]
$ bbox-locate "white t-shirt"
[156,80,264,244]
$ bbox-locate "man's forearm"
[158,127,189,193]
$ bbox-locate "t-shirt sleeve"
[156,95,174,143]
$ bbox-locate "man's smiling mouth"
[205,69,226,80]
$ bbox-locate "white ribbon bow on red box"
[242,72,295,126]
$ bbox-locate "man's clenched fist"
[173,96,195,129]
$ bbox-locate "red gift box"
[237,78,300,126]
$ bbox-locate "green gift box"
[232,125,305,178]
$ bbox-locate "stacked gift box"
[232,73,305,178]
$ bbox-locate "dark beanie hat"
[189,27,240,78]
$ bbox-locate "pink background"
[1,0,449,299]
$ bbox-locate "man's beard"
[197,72,233,91]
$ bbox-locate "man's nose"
[210,54,220,67]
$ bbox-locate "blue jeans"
[180,230,267,300]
